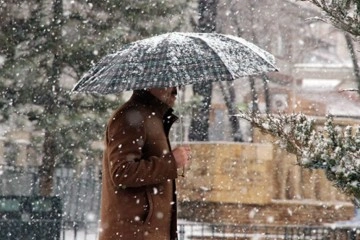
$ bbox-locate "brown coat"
[99,90,179,240]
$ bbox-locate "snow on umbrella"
[72,32,278,94]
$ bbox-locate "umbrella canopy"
[72,32,278,94]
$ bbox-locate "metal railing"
[177,223,360,240]
[0,164,101,224]
[1,164,360,240]
[59,222,360,240]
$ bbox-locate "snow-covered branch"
[299,0,360,37]
[238,111,360,206]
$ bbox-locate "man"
[99,87,191,240]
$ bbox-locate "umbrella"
[72,32,277,94]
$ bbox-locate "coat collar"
[131,90,177,119]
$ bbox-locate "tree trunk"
[250,76,259,115]
[39,129,57,196]
[249,76,259,143]
[38,0,63,196]
[219,81,243,141]
[189,0,218,141]
[262,74,271,114]
[197,0,218,33]
[344,33,360,94]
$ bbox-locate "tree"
[189,0,244,142]
[239,111,360,206]
[299,0,360,37]
[218,81,243,141]
[188,0,218,141]
[344,33,360,93]
[0,0,191,195]
[298,1,360,93]
[215,0,320,141]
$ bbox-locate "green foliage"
[0,0,192,169]
[239,111,360,206]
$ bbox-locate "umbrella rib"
[181,32,277,78]
[224,34,277,68]
[180,32,236,80]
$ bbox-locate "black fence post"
[348,229,357,240]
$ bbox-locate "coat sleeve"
[105,113,178,188]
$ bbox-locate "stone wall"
[177,142,355,225]
[178,143,274,205]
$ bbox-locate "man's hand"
[172,145,191,169]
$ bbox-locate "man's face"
[148,87,177,107]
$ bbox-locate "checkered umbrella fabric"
[72,32,277,94]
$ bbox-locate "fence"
[0,164,101,225]
[1,164,360,240]
[60,222,360,240]
[0,196,62,240]
[177,223,360,240]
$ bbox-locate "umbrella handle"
[178,166,185,178]
[181,166,185,177]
